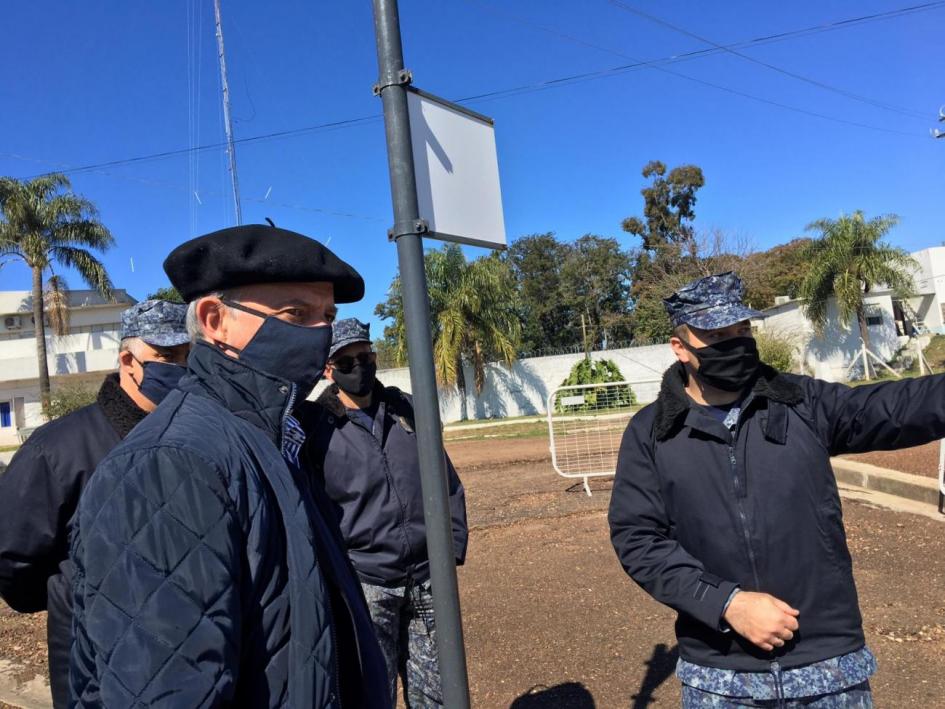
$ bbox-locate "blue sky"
[1,1,943,333]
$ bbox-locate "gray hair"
[117,336,144,364]
[185,289,242,342]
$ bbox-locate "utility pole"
[370,1,471,706]
[213,0,242,225]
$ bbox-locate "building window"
[0,402,11,428]
[866,316,884,327]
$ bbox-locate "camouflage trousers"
[361,578,443,708]
[682,681,872,708]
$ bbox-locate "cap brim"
[680,303,764,331]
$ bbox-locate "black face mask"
[131,357,187,406]
[220,298,331,401]
[685,336,760,392]
[332,362,377,397]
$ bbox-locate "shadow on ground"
[510,682,595,708]
[631,643,679,708]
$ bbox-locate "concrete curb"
[831,458,941,508]
[0,660,51,709]
[443,416,546,432]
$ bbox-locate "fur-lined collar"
[315,381,393,420]
[97,373,148,439]
[652,362,804,441]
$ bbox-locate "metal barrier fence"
[546,380,658,496]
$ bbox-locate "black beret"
[163,224,365,303]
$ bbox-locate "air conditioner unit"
[4,316,23,330]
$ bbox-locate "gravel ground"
[2,435,943,708]
[843,441,940,478]
[453,438,945,708]
[0,604,46,685]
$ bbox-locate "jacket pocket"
[815,493,853,571]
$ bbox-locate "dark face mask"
[132,358,187,406]
[332,362,378,397]
[685,336,760,392]
[220,298,332,401]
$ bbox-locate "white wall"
[910,246,945,332]
[759,294,903,381]
[1,333,121,380]
[364,343,677,423]
[0,386,44,446]
[0,290,131,444]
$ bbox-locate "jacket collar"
[179,341,296,443]
[97,372,147,438]
[653,361,804,442]
[315,381,390,420]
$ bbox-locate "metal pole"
[213,0,242,225]
[370,1,471,706]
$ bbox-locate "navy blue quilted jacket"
[70,343,389,708]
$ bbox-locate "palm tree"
[430,246,521,420]
[799,211,916,378]
[0,174,114,413]
[378,244,522,420]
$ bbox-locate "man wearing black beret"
[69,224,389,708]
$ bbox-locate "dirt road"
[451,437,945,707]
[2,434,943,708]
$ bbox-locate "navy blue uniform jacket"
[609,363,945,672]
[299,383,467,587]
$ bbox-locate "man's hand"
[723,591,800,652]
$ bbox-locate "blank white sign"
[406,89,506,250]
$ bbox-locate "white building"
[754,246,945,382]
[0,289,136,445]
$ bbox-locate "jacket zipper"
[730,421,762,590]
[281,383,343,707]
[355,404,417,577]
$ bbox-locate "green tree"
[556,358,635,413]
[375,244,521,420]
[559,235,634,351]
[740,238,812,310]
[0,174,114,412]
[799,211,915,378]
[755,330,798,373]
[47,381,99,419]
[621,161,705,251]
[621,160,707,341]
[373,338,400,370]
[147,286,184,303]
[503,233,576,353]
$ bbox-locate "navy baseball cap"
[329,318,371,359]
[663,272,763,330]
[120,300,189,347]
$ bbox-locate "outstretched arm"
[799,372,945,456]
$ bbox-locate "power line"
[606,0,930,120]
[17,0,940,181]
[1,151,385,222]
[460,1,927,137]
[20,114,381,179]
